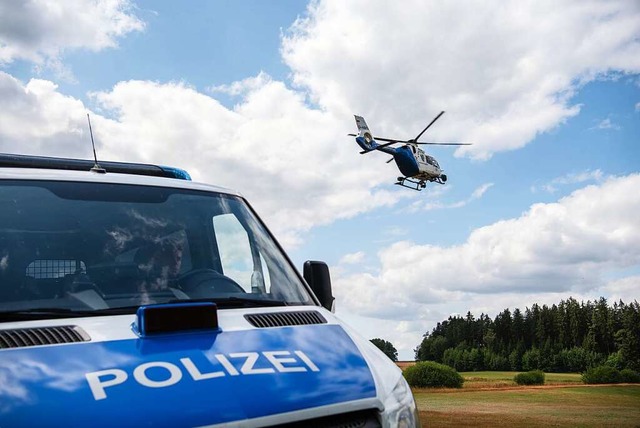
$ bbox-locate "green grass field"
[459,371,583,388]
[413,371,640,427]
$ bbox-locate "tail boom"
[353,115,397,155]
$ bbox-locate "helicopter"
[349,111,471,191]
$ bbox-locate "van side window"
[212,214,254,292]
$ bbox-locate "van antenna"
[86,113,106,174]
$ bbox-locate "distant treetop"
[370,338,399,362]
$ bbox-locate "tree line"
[414,297,640,373]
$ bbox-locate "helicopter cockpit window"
[426,156,439,168]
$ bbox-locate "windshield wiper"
[169,296,289,308]
[0,297,294,322]
[0,307,92,322]
[0,306,136,322]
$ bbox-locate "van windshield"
[0,180,313,318]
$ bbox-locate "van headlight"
[381,375,419,428]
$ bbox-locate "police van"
[0,154,419,427]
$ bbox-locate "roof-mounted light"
[134,302,219,337]
[0,153,192,181]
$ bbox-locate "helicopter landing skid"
[395,177,427,191]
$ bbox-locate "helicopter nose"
[440,174,447,182]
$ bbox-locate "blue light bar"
[0,153,192,180]
[159,165,192,181]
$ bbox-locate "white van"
[0,153,419,427]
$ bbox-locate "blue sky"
[3,1,301,95]
[1,0,639,359]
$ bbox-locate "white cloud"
[339,288,618,359]
[334,175,640,358]
[371,225,411,245]
[333,174,640,321]
[552,170,604,185]
[0,0,144,68]
[531,169,604,193]
[339,312,432,360]
[601,276,640,304]
[0,0,637,361]
[92,78,409,247]
[0,1,638,246]
[339,251,365,265]
[471,183,494,199]
[0,73,404,248]
[412,182,493,211]
[635,102,640,112]
[207,72,272,97]
[282,0,640,160]
[591,118,621,131]
[383,226,408,238]
[0,72,89,155]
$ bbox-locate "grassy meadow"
[412,371,640,427]
[458,371,583,388]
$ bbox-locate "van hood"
[0,324,377,427]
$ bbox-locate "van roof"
[0,153,191,180]
[0,153,239,197]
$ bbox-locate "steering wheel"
[177,269,245,297]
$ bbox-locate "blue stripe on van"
[0,324,375,427]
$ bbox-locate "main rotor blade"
[351,132,411,144]
[386,157,394,163]
[413,111,445,142]
[372,140,399,149]
[414,141,473,146]
[351,130,471,147]
[350,133,404,144]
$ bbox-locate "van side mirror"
[303,260,335,312]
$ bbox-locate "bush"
[514,370,545,385]
[604,351,624,370]
[403,361,464,388]
[619,369,640,383]
[582,365,621,384]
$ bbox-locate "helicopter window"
[411,146,416,154]
[426,156,439,168]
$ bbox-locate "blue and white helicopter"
[349,111,471,191]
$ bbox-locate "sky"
[1,0,639,359]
